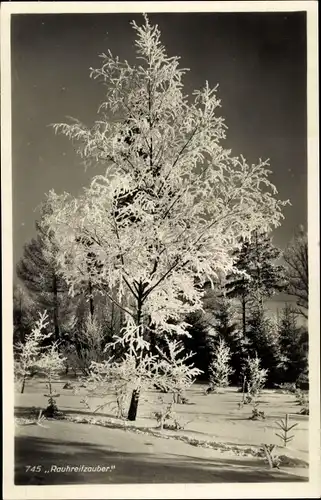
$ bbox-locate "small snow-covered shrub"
[84,356,135,418]
[249,402,265,420]
[293,388,309,414]
[243,354,268,402]
[261,444,281,469]
[14,311,52,393]
[294,388,308,406]
[15,310,66,416]
[277,382,297,394]
[153,400,175,430]
[79,352,162,418]
[153,400,185,431]
[35,343,66,417]
[208,337,234,391]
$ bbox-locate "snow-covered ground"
[14,380,309,484]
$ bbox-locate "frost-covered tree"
[208,337,234,390]
[242,354,268,400]
[35,341,66,417]
[14,311,52,393]
[283,226,308,319]
[42,16,287,420]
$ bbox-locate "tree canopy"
[39,15,288,419]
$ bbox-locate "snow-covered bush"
[153,400,185,431]
[208,337,234,391]
[155,338,202,403]
[78,356,134,418]
[78,352,162,418]
[243,354,268,402]
[35,342,66,417]
[14,310,66,416]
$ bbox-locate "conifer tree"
[246,308,282,386]
[283,226,308,319]
[13,283,35,346]
[16,206,69,343]
[208,337,234,390]
[207,296,246,384]
[278,304,308,384]
[183,310,211,380]
[226,230,286,336]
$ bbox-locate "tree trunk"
[127,281,144,422]
[53,274,59,342]
[242,374,247,398]
[149,323,157,354]
[242,295,246,337]
[127,388,140,421]
[48,375,53,397]
[21,376,26,394]
[88,278,94,318]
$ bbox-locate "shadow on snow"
[15,434,307,485]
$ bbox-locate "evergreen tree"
[13,283,36,346]
[16,208,70,343]
[242,354,268,399]
[226,230,286,336]
[278,304,308,384]
[208,337,234,390]
[283,226,308,319]
[183,311,211,380]
[205,293,246,384]
[246,308,282,387]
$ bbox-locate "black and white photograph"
[1,1,319,498]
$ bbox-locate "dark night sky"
[11,12,307,271]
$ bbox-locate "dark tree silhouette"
[283,227,308,319]
[226,231,286,336]
[278,304,308,385]
[16,221,69,342]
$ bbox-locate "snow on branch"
[42,14,289,352]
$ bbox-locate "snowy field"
[15,379,309,484]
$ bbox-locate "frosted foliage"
[14,311,52,382]
[155,338,202,398]
[44,16,288,351]
[82,338,200,407]
[85,352,162,399]
[245,355,268,397]
[36,343,66,380]
[209,337,234,388]
[14,311,66,388]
